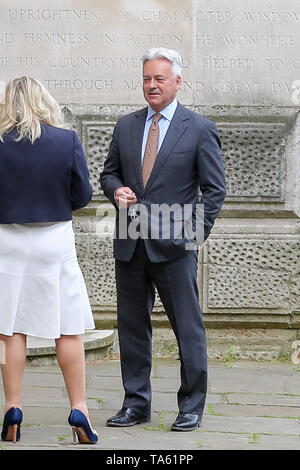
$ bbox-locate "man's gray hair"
[142,48,182,77]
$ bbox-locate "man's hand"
[115,187,137,208]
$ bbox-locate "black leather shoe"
[171,413,202,431]
[106,407,150,427]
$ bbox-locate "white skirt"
[0,221,95,339]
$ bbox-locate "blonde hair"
[0,77,67,144]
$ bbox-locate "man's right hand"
[115,187,137,208]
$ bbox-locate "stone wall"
[69,104,300,359]
[1,0,300,358]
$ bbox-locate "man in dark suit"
[100,48,226,431]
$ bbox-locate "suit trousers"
[115,238,207,416]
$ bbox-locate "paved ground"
[0,357,300,451]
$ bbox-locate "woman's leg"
[55,334,93,426]
[0,333,26,413]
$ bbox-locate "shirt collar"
[146,98,178,121]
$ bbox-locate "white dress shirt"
[141,98,178,162]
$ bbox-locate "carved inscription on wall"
[1,0,300,105]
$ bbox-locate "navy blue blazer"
[0,123,93,223]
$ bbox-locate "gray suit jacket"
[100,102,226,262]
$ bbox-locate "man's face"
[143,58,182,112]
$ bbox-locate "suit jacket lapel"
[130,107,147,189]
[143,103,189,193]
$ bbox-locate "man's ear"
[176,75,182,90]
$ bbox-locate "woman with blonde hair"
[0,76,98,444]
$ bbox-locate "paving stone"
[199,415,300,435]
[208,370,289,394]
[0,425,100,450]
[1,358,300,450]
[227,392,300,406]
[283,380,300,395]
[187,431,300,451]
[209,404,300,419]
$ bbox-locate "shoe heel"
[12,424,18,443]
[72,427,77,445]
[68,409,98,444]
[3,423,19,443]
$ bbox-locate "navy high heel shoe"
[1,407,23,443]
[68,409,98,444]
